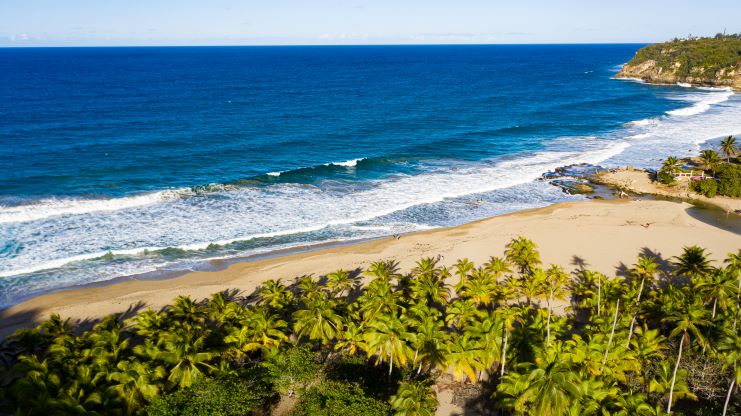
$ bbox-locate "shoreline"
[593,168,741,213]
[2,197,739,338]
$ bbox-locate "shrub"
[691,178,718,198]
[262,345,321,395]
[716,163,741,197]
[146,377,270,416]
[657,170,675,185]
[291,380,392,416]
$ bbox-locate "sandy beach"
[596,168,741,213]
[2,198,739,338]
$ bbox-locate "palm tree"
[149,331,216,389]
[696,269,738,319]
[107,360,165,415]
[700,149,721,175]
[225,307,288,355]
[673,245,713,283]
[334,320,367,357]
[484,256,512,278]
[363,313,413,379]
[724,249,741,329]
[649,361,696,410]
[292,298,343,346]
[662,156,680,173]
[545,265,570,345]
[717,329,741,416]
[499,305,523,377]
[453,258,475,294]
[326,269,354,297]
[390,380,438,416]
[461,267,498,307]
[498,343,582,416]
[257,278,294,310]
[444,334,483,383]
[662,294,711,414]
[720,135,738,162]
[627,256,659,345]
[505,236,542,276]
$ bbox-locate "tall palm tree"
[724,249,741,329]
[505,236,542,276]
[225,307,288,355]
[453,258,475,294]
[363,312,413,379]
[717,329,741,416]
[292,298,343,346]
[700,149,721,175]
[326,269,354,297]
[498,343,582,416]
[461,267,498,307]
[545,265,570,345]
[444,334,483,383]
[484,256,512,278]
[662,294,711,414]
[696,269,738,319]
[107,360,165,415]
[499,305,523,377]
[627,256,659,345]
[149,331,216,389]
[257,278,294,310]
[720,135,738,162]
[673,245,713,284]
[390,380,438,416]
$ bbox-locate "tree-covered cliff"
[617,34,741,90]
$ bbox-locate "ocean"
[1,44,740,307]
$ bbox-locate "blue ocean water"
[1,45,740,306]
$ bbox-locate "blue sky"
[1,0,740,46]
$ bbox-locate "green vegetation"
[627,35,741,79]
[660,136,741,197]
[1,238,741,415]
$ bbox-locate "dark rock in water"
[551,179,594,195]
[542,163,605,180]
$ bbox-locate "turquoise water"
[1,45,740,305]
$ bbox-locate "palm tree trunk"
[546,290,553,345]
[597,275,602,317]
[722,363,736,416]
[601,298,620,372]
[388,353,393,381]
[734,276,740,330]
[501,327,509,377]
[668,330,686,415]
[627,277,645,347]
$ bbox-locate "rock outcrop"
[616,36,741,91]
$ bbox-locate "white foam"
[266,171,282,177]
[0,190,185,224]
[666,90,734,117]
[327,158,365,167]
[627,133,651,139]
[626,118,656,127]
[677,82,692,88]
[0,141,628,279]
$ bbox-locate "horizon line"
[0,41,651,49]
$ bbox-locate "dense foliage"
[629,35,741,78]
[662,136,741,197]
[1,237,740,416]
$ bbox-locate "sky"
[1,0,740,47]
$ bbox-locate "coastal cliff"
[616,35,741,91]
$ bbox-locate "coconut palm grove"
[1,237,740,415]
